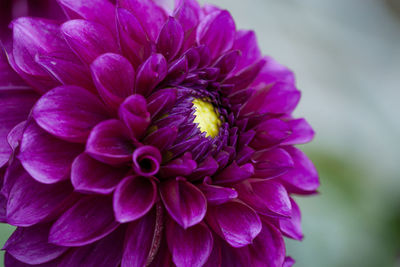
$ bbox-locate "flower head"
[0,0,319,266]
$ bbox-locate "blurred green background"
[1,0,400,266]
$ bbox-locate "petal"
[250,119,291,149]
[59,227,125,267]
[196,10,236,60]
[281,118,315,145]
[32,85,109,143]
[4,224,68,265]
[122,205,163,267]
[160,177,207,229]
[173,0,201,34]
[61,19,118,64]
[167,220,213,267]
[206,200,262,247]
[214,161,254,184]
[86,119,134,165]
[189,156,219,180]
[143,126,178,152]
[213,50,240,81]
[119,95,150,139]
[160,152,197,178]
[113,175,157,223]
[198,177,238,205]
[165,56,188,85]
[235,180,292,217]
[233,30,262,72]
[118,0,167,41]
[279,147,320,194]
[252,148,294,179]
[132,146,162,176]
[156,17,184,61]
[6,160,74,227]
[19,121,83,184]
[283,257,296,267]
[4,253,60,267]
[49,196,119,246]
[91,53,135,109]
[0,89,38,167]
[279,198,303,240]
[146,88,177,119]
[135,53,167,96]
[225,58,266,92]
[71,153,129,194]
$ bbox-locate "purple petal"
[235,180,292,217]
[189,156,219,180]
[32,85,109,143]
[4,253,60,267]
[119,0,167,41]
[225,58,266,92]
[160,152,197,178]
[0,88,38,167]
[122,205,163,267]
[252,148,294,179]
[132,146,161,176]
[198,177,238,205]
[206,200,261,247]
[49,196,119,246]
[283,257,296,267]
[282,118,315,145]
[165,56,188,85]
[279,198,303,240]
[6,160,73,226]
[160,177,207,229]
[213,50,240,81]
[19,121,83,184]
[86,119,134,165]
[156,17,184,61]
[173,0,201,34]
[91,53,135,109]
[143,126,178,152]
[279,147,319,194]
[233,30,262,72]
[119,95,150,139]
[61,19,118,64]
[203,236,221,267]
[250,118,291,149]
[71,153,129,194]
[214,161,254,184]
[59,227,125,267]
[135,54,167,96]
[167,219,213,267]
[113,175,157,223]
[4,223,67,264]
[196,10,236,60]
[146,88,177,119]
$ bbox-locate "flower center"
[192,98,222,138]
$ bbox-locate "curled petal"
[91,53,135,109]
[132,146,161,176]
[135,54,167,96]
[49,196,119,246]
[167,219,213,267]
[113,175,157,223]
[86,119,134,165]
[156,17,184,61]
[160,177,207,229]
[196,10,236,60]
[206,200,262,247]
[61,19,118,64]
[32,85,109,143]
[119,95,150,139]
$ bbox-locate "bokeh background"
[1,0,400,266]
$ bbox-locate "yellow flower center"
[192,98,222,138]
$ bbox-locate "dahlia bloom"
[0,0,319,266]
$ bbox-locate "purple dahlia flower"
[0,0,319,266]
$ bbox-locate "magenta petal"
[235,180,292,217]
[214,161,254,184]
[282,118,315,145]
[146,88,177,119]
[0,88,38,167]
[252,148,294,179]
[19,121,82,184]
[113,175,157,223]
[160,152,197,178]
[4,253,60,267]
[250,118,291,149]
[7,121,26,153]
[233,30,262,72]
[86,119,134,165]
[283,257,296,267]
[251,56,295,89]
[196,10,236,60]
[119,95,150,139]
[156,17,184,61]
[61,19,118,64]
[167,219,213,267]
[279,198,303,240]
[132,146,161,176]
[143,126,178,152]
[91,53,135,109]
[173,0,201,34]
[6,160,73,227]
[71,153,129,194]
[135,54,167,96]
[33,85,109,143]
[206,200,261,247]
[225,58,266,92]
[213,50,240,81]
[49,196,119,246]
[198,177,238,205]
[59,227,125,267]
[160,177,207,229]
[4,224,67,264]
[189,156,219,180]
[279,147,319,194]
[122,206,163,267]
